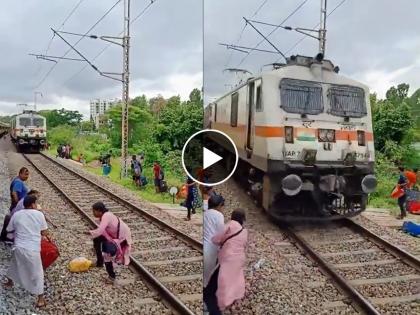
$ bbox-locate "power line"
[282,0,347,58]
[62,0,157,85]
[45,0,86,55]
[35,0,122,89]
[236,0,309,67]
[33,0,86,80]
[224,0,270,67]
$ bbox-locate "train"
[10,110,47,152]
[204,54,377,220]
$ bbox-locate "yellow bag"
[68,257,92,272]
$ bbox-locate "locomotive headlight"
[357,130,365,146]
[361,174,377,193]
[282,174,302,196]
[285,126,294,143]
[318,129,335,142]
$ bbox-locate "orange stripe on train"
[212,123,373,141]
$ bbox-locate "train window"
[329,85,366,118]
[19,117,31,126]
[256,86,262,111]
[231,93,239,127]
[33,117,45,127]
[280,79,323,115]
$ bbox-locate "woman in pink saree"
[89,202,132,284]
[212,209,248,311]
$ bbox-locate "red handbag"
[40,237,59,270]
[391,186,404,199]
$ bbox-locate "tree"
[385,83,409,103]
[149,95,167,118]
[188,88,202,105]
[0,115,13,124]
[38,108,83,128]
[154,91,203,151]
[372,84,415,162]
[130,95,148,110]
[80,120,94,131]
[408,88,420,141]
[105,104,153,147]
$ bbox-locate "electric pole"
[121,0,130,178]
[319,0,327,55]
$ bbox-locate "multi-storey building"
[89,98,120,129]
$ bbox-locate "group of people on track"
[56,144,72,159]
[0,167,132,308]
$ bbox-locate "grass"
[369,161,400,212]
[85,161,182,204]
[46,149,185,205]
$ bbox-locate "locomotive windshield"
[280,79,323,115]
[329,85,366,118]
[19,117,31,126]
[33,117,45,127]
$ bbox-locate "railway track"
[284,219,420,314]
[23,153,203,315]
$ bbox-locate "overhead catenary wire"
[224,0,270,67]
[62,0,157,85]
[45,0,86,55]
[33,0,86,78]
[236,0,309,67]
[35,0,122,89]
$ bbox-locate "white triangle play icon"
[203,147,223,169]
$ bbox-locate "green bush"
[369,153,398,209]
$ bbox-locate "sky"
[204,0,420,104]
[0,0,202,118]
[2,1,420,118]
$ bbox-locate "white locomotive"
[10,110,47,152]
[205,54,377,220]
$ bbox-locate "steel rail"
[23,153,197,315]
[283,225,381,315]
[342,218,420,273]
[284,219,420,314]
[39,152,203,253]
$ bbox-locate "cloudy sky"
[204,0,420,104]
[0,0,202,118]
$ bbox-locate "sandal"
[2,279,13,289]
[35,299,47,308]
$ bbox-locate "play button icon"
[203,147,223,169]
[182,129,238,186]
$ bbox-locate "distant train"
[10,110,47,152]
[204,54,377,220]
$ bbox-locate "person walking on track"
[211,208,248,312]
[89,202,132,284]
[3,195,49,308]
[203,194,225,315]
